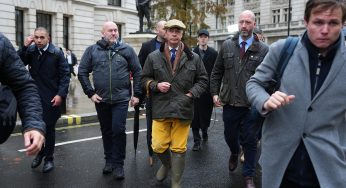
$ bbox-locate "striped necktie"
[170,48,176,65]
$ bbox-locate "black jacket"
[66,52,77,66]
[0,33,45,133]
[78,39,142,103]
[210,33,268,107]
[193,46,218,89]
[138,37,159,67]
[18,42,70,122]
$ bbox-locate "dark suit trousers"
[95,101,128,167]
[39,102,60,161]
[223,105,261,177]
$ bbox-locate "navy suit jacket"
[18,43,70,121]
[138,37,159,68]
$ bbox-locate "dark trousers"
[280,177,320,188]
[39,105,60,161]
[191,93,213,144]
[145,97,153,157]
[223,105,261,177]
[95,101,128,167]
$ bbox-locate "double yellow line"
[61,114,82,125]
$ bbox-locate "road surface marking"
[18,128,147,152]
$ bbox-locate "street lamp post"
[288,0,291,36]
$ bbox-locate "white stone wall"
[0,0,138,59]
[206,0,308,47]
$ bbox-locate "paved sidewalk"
[15,78,144,131]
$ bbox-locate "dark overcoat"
[18,43,70,123]
[191,46,218,129]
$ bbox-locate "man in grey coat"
[246,0,346,187]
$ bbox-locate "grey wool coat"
[246,32,346,188]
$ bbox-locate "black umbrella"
[133,104,140,156]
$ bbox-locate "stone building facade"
[206,0,308,50]
[0,0,314,55]
[0,0,139,59]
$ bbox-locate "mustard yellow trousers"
[151,118,191,154]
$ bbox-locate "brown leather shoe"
[228,154,238,171]
[244,176,255,188]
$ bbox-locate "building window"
[116,23,122,39]
[283,8,291,22]
[228,0,234,5]
[255,12,260,25]
[15,9,24,47]
[272,9,280,23]
[228,15,234,25]
[36,13,52,36]
[108,0,121,6]
[63,16,69,49]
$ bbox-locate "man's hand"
[130,96,140,107]
[213,95,221,107]
[24,35,34,47]
[51,95,63,107]
[185,92,193,98]
[263,91,295,111]
[157,82,171,93]
[24,130,45,156]
[91,94,102,103]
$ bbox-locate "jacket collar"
[232,32,262,53]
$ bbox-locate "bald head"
[102,21,117,33]
[101,21,119,44]
[155,20,167,42]
[239,10,256,22]
[156,20,166,29]
[238,10,256,40]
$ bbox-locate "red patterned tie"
[239,41,246,59]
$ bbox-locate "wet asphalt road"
[0,109,262,188]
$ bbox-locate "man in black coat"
[137,20,166,165]
[18,27,70,173]
[78,21,141,180]
[66,49,77,77]
[191,29,218,151]
[0,32,45,155]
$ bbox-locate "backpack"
[266,36,299,94]
[0,83,17,144]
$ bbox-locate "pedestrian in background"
[246,0,346,187]
[210,10,268,188]
[66,49,77,77]
[254,27,265,42]
[0,32,45,156]
[191,29,218,151]
[141,19,208,188]
[18,27,70,173]
[138,20,166,165]
[78,21,141,180]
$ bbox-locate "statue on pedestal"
[136,0,152,33]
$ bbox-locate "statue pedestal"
[123,33,156,54]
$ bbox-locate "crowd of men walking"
[1,0,346,188]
